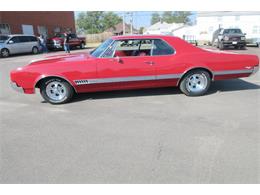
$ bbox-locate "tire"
[1,48,10,58]
[40,78,74,104]
[179,70,211,96]
[32,46,39,54]
[219,42,224,50]
[80,42,85,49]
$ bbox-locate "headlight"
[241,36,245,40]
[224,36,229,41]
[54,40,61,44]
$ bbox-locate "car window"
[91,38,114,57]
[70,34,77,38]
[27,36,37,42]
[18,36,30,42]
[151,39,175,56]
[223,29,242,34]
[9,36,20,43]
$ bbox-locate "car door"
[149,39,180,86]
[69,33,78,47]
[6,36,23,54]
[16,36,31,53]
[94,39,156,90]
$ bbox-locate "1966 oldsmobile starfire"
[10,35,259,104]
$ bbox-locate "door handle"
[144,61,155,65]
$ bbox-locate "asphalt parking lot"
[0,46,259,183]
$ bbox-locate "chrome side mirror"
[8,40,14,44]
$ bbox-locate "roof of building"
[145,21,184,32]
[197,11,260,17]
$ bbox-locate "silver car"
[0,34,40,57]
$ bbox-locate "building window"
[0,24,11,34]
[235,16,240,21]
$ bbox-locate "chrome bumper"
[10,82,24,93]
[251,66,259,75]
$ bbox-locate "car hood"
[28,52,93,66]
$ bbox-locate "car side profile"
[10,35,259,104]
[0,34,40,57]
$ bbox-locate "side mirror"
[8,40,14,44]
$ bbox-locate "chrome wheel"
[1,49,9,57]
[186,73,208,93]
[45,81,67,102]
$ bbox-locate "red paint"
[10,35,259,95]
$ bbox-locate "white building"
[196,11,260,44]
[143,22,184,35]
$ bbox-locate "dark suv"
[212,28,246,50]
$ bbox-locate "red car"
[46,33,86,50]
[10,35,259,104]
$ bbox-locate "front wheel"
[179,70,211,96]
[1,48,10,57]
[40,78,74,104]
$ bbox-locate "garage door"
[22,25,34,35]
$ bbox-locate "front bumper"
[223,41,246,46]
[47,43,63,49]
[10,82,24,93]
[251,66,259,75]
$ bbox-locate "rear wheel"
[32,46,39,54]
[179,70,211,96]
[1,48,10,57]
[219,42,224,50]
[40,78,74,104]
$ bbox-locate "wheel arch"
[34,75,77,93]
[177,67,214,86]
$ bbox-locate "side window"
[18,36,30,42]
[28,36,37,42]
[70,34,77,39]
[10,36,20,43]
[152,39,175,56]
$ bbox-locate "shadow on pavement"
[69,79,260,103]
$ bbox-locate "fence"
[85,32,113,43]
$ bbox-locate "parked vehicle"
[46,33,86,50]
[212,28,246,50]
[0,34,40,57]
[11,35,259,104]
[246,37,260,47]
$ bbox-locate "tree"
[139,27,145,34]
[151,12,161,25]
[162,11,174,23]
[161,11,192,24]
[76,11,122,34]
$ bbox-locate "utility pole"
[123,13,125,35]
[130,12,133,34]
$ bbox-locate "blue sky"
[75,11,196,29]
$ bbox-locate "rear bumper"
[10,82,24,93]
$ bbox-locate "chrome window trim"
[99,38,176,59]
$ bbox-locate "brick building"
[0,11,76,38]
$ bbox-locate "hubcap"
[186,73,208,93]
[33,48,38,53]
[2,50,9,57]
[46,81,66,101]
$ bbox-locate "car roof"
[8,34,36,37]
[111,34,178,40]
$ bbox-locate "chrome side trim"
[214,69,253,75]
[74,74,182,85]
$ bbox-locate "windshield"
[223,29,242,34]
[55,33,65,38]
[0,35,9,43]
[91,39,114,57]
